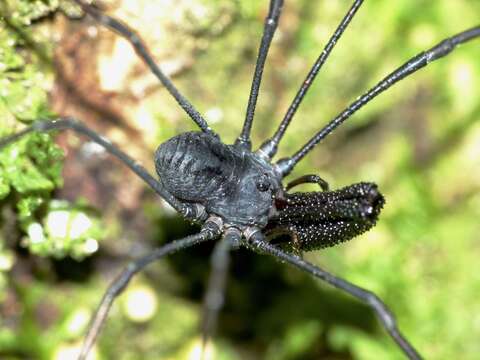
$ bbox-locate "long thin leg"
[235,0,284,150]
[71,0,213,135]
[245,232,422,360]
[200,228,241,359]
[258,0,364,159]
[0,118,203,220]
[275,26,480,177]
[78,221,222,360]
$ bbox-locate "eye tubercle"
[256,179,270,192]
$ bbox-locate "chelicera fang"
[1,0,479,359]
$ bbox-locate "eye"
[256,176,271,192]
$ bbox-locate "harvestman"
[1,0,479,359]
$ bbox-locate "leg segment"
[235,0,284,150]
[245,232,422,360]
[258,0,365,159]
[201,227,241,357]
[276,26,480,177]
[71,0,213,135]
[78,221,222,360]
[285,174,329,192]
[0,118,204,220]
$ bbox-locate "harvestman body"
[1,0,479,359]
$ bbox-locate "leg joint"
[366,292,397,331]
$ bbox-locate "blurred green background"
[1,0,479,359]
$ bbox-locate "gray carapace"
[155,131,283,228]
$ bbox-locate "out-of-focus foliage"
[1,0,479,359]
[0,0,103,259]
[0,2,107,357]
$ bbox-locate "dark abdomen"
[154,132,240,203]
